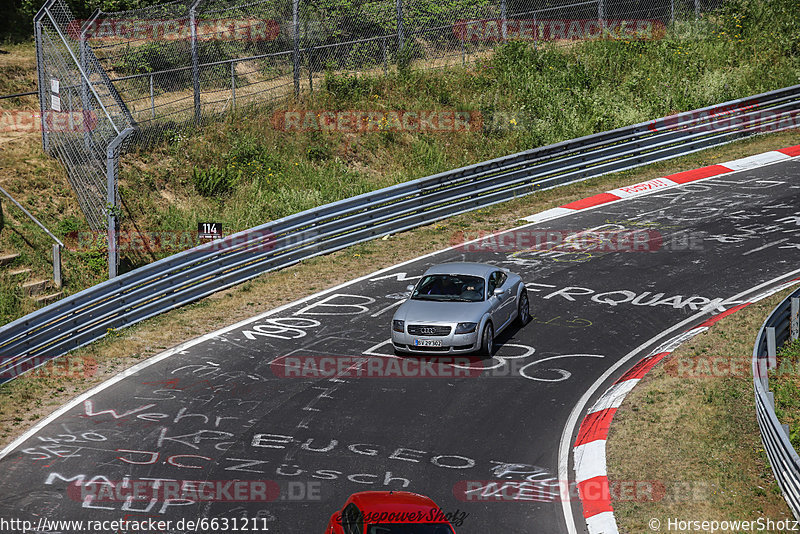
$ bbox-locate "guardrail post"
[767,326,777,369]
[52,243,62,288]
[792,297,799,341]
[292,0,300,97]
[783,423,791,438]
[190,0,202,123]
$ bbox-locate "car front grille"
[407,324,452,336]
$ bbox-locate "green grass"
[1,0,799,324]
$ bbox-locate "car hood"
[395,299,486,324]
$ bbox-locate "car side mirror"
[493,288,505,296]
[406,285,415,292]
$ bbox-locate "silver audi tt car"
[391,262,530,356]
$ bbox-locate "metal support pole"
[52,243,62,289]
[598,0,604,24]
[791,297,799,341]
[106,128,134,279]
[461,37,465,66]
[293,0,300,97]
[500,0,507,41]
[231,61,236,110]
[670,0,675,24]
[533,14,538,50]
[383,37,388,76]
[34,18,49,153]
[79,11,99,152]
[695,0,700,19]
[190,2,202,123]
[150,74,155,119]
[307,48,313,93]
[396,0,404,54]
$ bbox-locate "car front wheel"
[515,289,530,327]
[479,322,494,358]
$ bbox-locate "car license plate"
[414,339,442,347]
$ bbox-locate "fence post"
[293,0,300,97]
[79,13,97,153]
[396,0,404,54]
[106,128,134,279]
[307,48,313,93]
[670,0,675,24]
[598,0,604,23]
[500,0,507,41]
[383,37,388,76]
[791,297,799,341]
[231,61,236,110]
[34,17,49,154]
[149,74,155,119]
[695,0,700,19]
[52,243,62,289]
[190,0,202,123]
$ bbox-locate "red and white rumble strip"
[524,145,800,224]
[558,144,800,534]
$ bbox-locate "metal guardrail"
[753,287,800,519]
[0,83,798,381]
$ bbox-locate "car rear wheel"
[515,289,530,327]
[479,322,494,358]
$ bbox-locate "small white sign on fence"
[50,78,59,94]
[51,95,61,112]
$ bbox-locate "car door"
[492,271,514,328]
[487,271,512,328]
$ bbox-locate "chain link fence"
[35,0,723,272]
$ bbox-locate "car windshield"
[411,275,485,302]
[366,524,453,534]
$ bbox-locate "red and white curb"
[524,145,800,224]
[572,277,800,534]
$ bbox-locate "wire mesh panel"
[35,0,134,230]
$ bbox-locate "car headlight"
[392,320,405,333]
[455,322,477,334]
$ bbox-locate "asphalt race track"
[1,158,799,534]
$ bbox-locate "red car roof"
[350,491,449,523]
